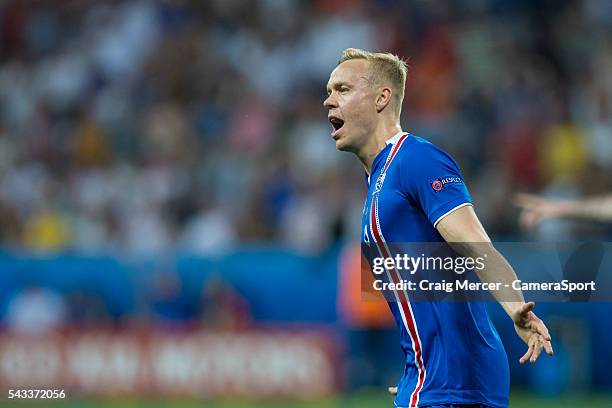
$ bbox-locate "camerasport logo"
[431,176,463,192]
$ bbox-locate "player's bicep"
[436,205,490,243]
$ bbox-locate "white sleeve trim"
[433,202,473,228]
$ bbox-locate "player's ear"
[375,86,392,113]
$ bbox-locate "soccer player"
[324,48,553,408]
[515,192,612,229]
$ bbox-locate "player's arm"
[515,193,612,229]
[436,205,554,363]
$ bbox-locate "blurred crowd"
[0,0,611,256]
[4,271,252,333]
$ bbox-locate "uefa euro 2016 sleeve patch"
[430,176,464,192]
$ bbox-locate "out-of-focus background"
[0,0,611,407]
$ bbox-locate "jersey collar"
[385,131,407,146]
[368,131,407,183]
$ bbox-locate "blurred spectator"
[5,286,67,334]
[180,204,237,255]
[200,273,251,330]
[66,289,111,327]
[146,269,195,324]
[22,206,72,252]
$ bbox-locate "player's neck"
[357,122,402,175]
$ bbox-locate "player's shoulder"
[396,134,456,166]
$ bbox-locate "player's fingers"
[532,320,551,341]
[524,312,551,341]
[544,339,554,356]
[520,348,532,364]
[520,333,538,363]
[388,386,398,396]
[519,343,534,364]
[530,338,543,363]
[521,301,535,317]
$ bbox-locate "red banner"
[0,328,340,398]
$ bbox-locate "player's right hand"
[388,386,397,396]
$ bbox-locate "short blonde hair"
[339,48,408,116]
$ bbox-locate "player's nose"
[323,94,337,109]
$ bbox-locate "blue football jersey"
[362,132,509,408]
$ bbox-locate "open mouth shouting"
[328,115,345,139]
